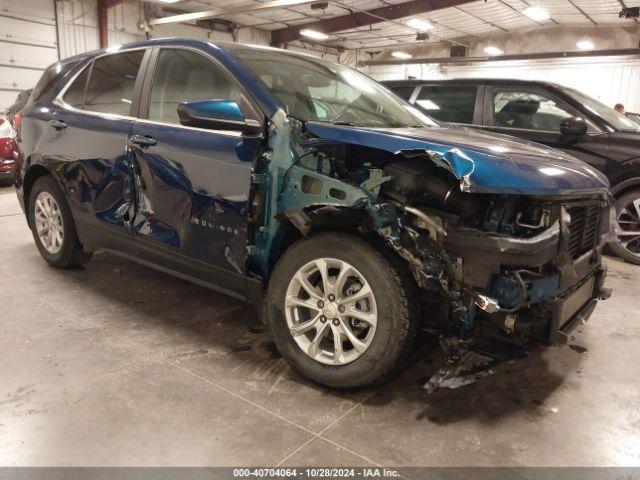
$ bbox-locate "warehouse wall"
[0,0,58,108]
[368,25,640,113]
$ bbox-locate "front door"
[484,86,611,171]
[128,47,263,298]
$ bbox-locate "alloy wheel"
[284,258,378,366]
[616,196,640,260]
[34,191,64,255]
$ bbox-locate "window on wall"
[493,90,575,131]
[148,49,250,125]
[82,50,145,115]
[414,86,477,124]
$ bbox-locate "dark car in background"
[385,78,640,264]
[15,39,611,388]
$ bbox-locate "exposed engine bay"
[249,115,612,362]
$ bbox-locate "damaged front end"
[248,112,612,350]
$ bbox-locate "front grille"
[567,204,600,258]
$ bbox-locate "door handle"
[129,134,157,147]
[49,119,67,130]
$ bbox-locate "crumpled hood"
[306,122,610,195]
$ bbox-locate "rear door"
[128,47,263,298]
[41,48,149,254]
[412,84,483,127]
[483,85,611,170]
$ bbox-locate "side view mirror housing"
[560,116,588,136]
[177,100,261,135]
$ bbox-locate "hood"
[305,122,610,196]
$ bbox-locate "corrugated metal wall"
[369,56,640,113]
[0,0,59,109]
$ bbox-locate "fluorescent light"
[154,0,180,3]
[523,6,549,21]
[300,29,329,40]
[391,51,413,60]
[577,39,594,50]
[483,45,503,56]
[406,18,433,31]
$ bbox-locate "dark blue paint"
[179,99,246,124]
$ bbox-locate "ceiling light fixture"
[406,18,433,31]
[391,51,413,60]
[577,39,595,50]
[483,45,503,56]
[523,6,550,21]
[154,0,181,3]
[300,28,329,40]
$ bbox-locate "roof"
[382,78,567,89]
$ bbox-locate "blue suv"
[15,39,611,388]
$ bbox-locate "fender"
[611,176,640,196]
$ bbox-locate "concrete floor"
[0,184,639,467]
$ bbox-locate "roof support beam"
[270,0,477,46]
[97,0,126,48]
[149,0,319,26]
[361,48,640,66]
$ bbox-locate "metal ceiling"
[153,0,639,51]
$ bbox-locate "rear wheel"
[265,232,418,388]
[28,176,92,268]
[610,190,640,265]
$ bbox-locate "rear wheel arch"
[23,165,56,227]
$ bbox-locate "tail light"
[13,110,24,131]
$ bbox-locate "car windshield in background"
[564,87,640,133]
[236,49,436,128]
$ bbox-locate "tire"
[609,190,640,265]
[28,175,92,268]
[265,232,418,388]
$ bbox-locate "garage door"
[0,0,59,110]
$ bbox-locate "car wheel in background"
[610,190,640,265]
[28,175,92,268]
[265,232,418,388]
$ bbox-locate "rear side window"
[30,60,80,104]
[415,86,477,124]
[82,50,145,116]
[63,66,90,109]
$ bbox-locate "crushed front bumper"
[442,198,611,344]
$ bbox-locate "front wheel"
[265,232,418,388]
[609,190,640,265]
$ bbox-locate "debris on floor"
[423,350,497,394]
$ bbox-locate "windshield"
[564,87,640,133]
[235,49,436,128]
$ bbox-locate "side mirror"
[177,100,261,135]
[560,116,588,136]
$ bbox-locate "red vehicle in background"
[0,115,17,186]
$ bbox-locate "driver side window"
[493,90,576,132]
[148,49,252,125]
